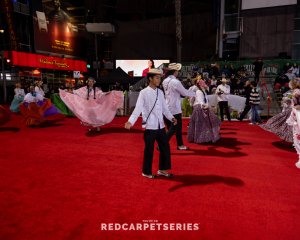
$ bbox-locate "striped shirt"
[249,88,260,105]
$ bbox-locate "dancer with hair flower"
[188,80,221,144]
[287,78,300,168]
[60,77,124,132]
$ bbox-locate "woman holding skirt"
[260,80,296,143]
[20,86,64,126]
[10,83,25,113]
[287,83,300,169]
[59,77,124,132]
[188,80,221,144]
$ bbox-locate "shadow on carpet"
[0,127,20,132]
[158,174,244,192]
[272,140,295,153]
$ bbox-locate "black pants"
[143,128,171,175]
[254,71,260,82]
[239,104,251,120]
[218,101,231,121]
[165,113,184,146]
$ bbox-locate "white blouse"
[35,86,45,97]
[194,89,209,107]
[72,86,104,99]
[24,93,44,103]
[14,88,25,97]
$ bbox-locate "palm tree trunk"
[175,0,182,62]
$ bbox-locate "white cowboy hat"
[148,68,163,75]
[168,63,182,71]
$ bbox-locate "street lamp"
[0,29,7,104]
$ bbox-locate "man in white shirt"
[162,63,195,150]
[215,78,231,121]
[125,69,177,179]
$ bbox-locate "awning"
[4,51,87,72]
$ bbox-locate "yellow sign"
[39,58,70,68]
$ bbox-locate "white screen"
[242,0,297,10]
[116,60,170,77]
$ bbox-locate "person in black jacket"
[253,58,264,83]
[238,80,252,121]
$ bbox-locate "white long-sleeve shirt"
[162,75,196,115]
[35,86,45,97]
[193,89,209,107]
[216,84,230,102]
[24,93,44,103]
[189,85,199,92]
[188,85,199,106]
[128,86,174,130]
[14,88,25,97]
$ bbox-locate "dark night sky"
[61,0,213,24]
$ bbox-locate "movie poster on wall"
[32,0,85,57]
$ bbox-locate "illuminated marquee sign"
[39,58,70,69]
[5,51,87,72]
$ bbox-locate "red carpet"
[0,114,300,240]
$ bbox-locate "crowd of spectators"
[274,62,299,93]
[181,63,252,99]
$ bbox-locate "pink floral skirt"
[60,90,124,127]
